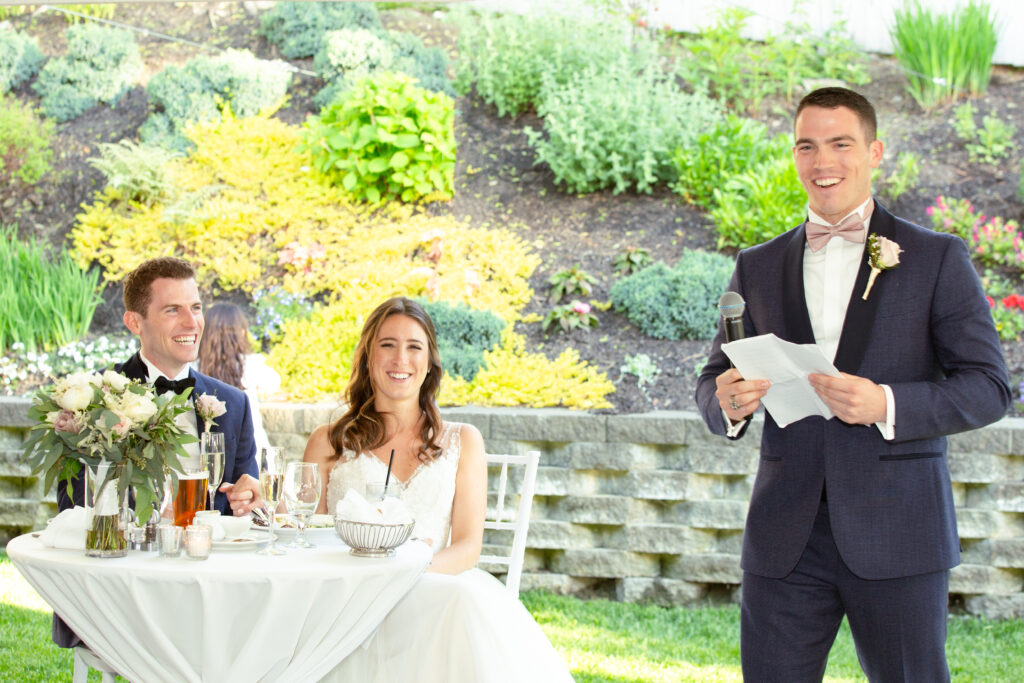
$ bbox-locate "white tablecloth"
[6,532,431,683]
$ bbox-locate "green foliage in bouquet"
[527,60,723,195]
[421,299,504,381]
[0,29,44,94]
[611,250,734,341]
[710,156,807,250]
[32,24,141,123]
[1,225,100,354]
[87,140,180,205]
[450,8,643,117]
[671,115,788,209]
[258,1,381,59]
[141,49,292,152]
[300,71,455,203]
[21,371,196,524]
[0,95,54,187]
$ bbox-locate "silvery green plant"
[620,354,660,390]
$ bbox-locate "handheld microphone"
[718,291,746,343]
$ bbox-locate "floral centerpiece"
[22,370,196,555]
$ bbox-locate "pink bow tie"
[805,202,874,252]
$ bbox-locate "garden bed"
[4,3,1024,414]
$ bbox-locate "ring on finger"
[729,397,740,411]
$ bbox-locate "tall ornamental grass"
[0,225,101,354]
[890,0,999,109]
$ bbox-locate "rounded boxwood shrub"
[300,71,455,204]
[32,24,142,123]
[610,249,735,340]
[420,299,504,381]
[0,28,44,94]
[258,1,381,59]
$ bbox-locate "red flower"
[987,296,995,308]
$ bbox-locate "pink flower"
[111,414,132,438]
[53,409,82,434]
[573,301,591,315]
[196,393,227,432]
[875,236,902,268]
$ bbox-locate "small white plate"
[251,514,335,540]
[212,534,266,551]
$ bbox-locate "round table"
[6,531,431,683]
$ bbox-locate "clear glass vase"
[84,461,128,558]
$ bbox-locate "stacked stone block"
[3,397,1022,618]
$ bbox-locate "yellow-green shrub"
[70,110,612,408]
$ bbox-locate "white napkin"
[40,507,87,550]
[335,489,413,525]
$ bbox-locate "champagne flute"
[282,462,321,548]
[201,432,225,513]
[256,446,286,556]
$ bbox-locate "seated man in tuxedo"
[54,256,264,647]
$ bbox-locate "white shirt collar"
[806,196,874,229]
[139,350,191,383]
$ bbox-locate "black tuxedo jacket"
[695,201,1010,580]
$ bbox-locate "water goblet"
[256,446,286,556]
[282,462,321,548]
[201,432,225,512]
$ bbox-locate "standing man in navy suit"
[54,256,263,647]
[695,88,1010,681]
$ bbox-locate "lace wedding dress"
[321,422,574,683]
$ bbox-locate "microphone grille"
[718,291,745,319]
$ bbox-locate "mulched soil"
[5,4,1024,414]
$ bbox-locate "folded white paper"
[40,506,87,550]
[721,333,842,428]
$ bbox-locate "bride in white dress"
[302,297,574,683]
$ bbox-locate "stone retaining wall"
[3,398,1022,618]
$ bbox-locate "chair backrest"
[477,450,540,598]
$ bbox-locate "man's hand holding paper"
[721,333,843,427]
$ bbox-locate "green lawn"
[3,551,1021,682]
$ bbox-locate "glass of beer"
[174,462,209,527]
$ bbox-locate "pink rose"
[876,236,902,268]
[196,394,227,422]
[53,410,82,434]
[111,414,132,438]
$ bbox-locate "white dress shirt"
[726,198,895,439]
[140,351,202,465]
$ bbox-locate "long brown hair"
[198,303,251,389]
[328,297,443,463]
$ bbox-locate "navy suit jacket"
[695,201,1010,581]
[53,352,258,647]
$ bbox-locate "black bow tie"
[154,376,196,396]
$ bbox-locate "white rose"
[119,392,158,424]
[57,381,94,412]
[102,370,130,392]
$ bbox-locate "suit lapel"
[190,369,208,434]
[782,226,816,345]
[833,199,891,374]
[118,352,149,382]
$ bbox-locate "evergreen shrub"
[258,1,381,59]
[0,95,54,187]
[313,28,395,107]
[527,61,723,194]
[300,71,455,203]
[0,29,44,94]
[610,250,734,341]
[140,50,292,152]
[420,299,504,381]
[32,24,141,122]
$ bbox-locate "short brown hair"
[122,257,196,316]
[795,87,877,141]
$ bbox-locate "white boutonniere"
[862,234,902,300]
[196,393,227,433]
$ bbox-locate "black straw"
[384,449,395,489]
